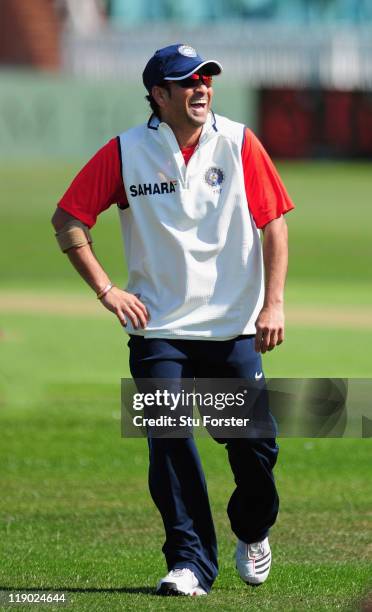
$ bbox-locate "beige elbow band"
[55,220,93,253]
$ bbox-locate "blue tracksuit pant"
[128,334,279,593]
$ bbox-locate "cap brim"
[164,60,223,81]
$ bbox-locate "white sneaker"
[236,537,272,586]
[156,567,207,596]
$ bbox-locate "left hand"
[255,304,285,353]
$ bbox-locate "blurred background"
[1,0,372,158]
[0,4,371,609]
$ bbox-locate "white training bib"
[118,112,264,340]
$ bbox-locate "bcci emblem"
[204,167,225,190]
[178,45,197,57]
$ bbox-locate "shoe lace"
[248,541,264,557]
[171,568,192,577]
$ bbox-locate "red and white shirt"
[59,113,294,339]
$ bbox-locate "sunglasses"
[171,73,213,88]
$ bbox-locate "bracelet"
[97,283,114,300]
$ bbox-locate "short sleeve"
[58,137,128,228]
[242,128,295,229]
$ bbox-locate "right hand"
[100,287,150,329]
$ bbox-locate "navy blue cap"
[143,44,222,92]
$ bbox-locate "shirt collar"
[147,111,218,135]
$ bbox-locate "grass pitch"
[0,161,371,610]
[0,377,371,611]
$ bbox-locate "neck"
[173,126,202,149]
[160,117,203,148]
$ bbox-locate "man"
[52,43,294,596]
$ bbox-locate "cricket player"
[52,44,294,596]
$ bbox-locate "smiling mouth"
[190,100,207,110]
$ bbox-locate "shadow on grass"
[0,586,155,595]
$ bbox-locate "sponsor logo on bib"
[129,180,177,197]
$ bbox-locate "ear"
[152,85,170,109]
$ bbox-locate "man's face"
[156,74,213,130]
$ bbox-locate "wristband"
[97,283,114,300]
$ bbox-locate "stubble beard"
[186,106,209,128]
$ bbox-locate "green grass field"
[0,161,371,610]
